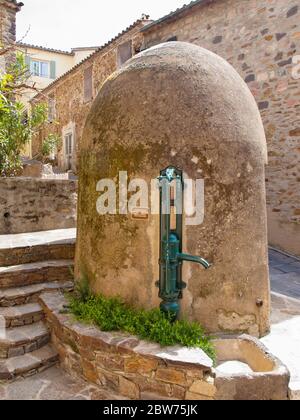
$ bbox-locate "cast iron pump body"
[156,167,210,320]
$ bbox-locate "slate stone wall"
[142,0,300,256]
[0,178,77,234]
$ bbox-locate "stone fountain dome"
[77,42,270,338]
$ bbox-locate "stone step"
[0,321,50,359]
[0,303,44,328]
[0,280,74,307]
[0,229,76,267]
[0,260,74,289]
[0,344,59,380]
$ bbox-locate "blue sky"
[17,0,187,51]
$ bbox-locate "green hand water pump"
[156,166,211,320]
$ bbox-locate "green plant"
[68,279,215,361]
[74,275,93,303]
[0,53,56,176]
[41,133,60,158]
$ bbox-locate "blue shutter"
[50,61,56,79]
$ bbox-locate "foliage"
[41,133,61,158]
[0,53,50,176]
[69,278,215,361]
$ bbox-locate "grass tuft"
[68,279,215,361]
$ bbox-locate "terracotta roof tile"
[31,17,152,101]
[17,42,75,56]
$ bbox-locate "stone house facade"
[31,18,149,172]
[141,0,300,257]
[0,0,23,71]
[31,0,300,257]
[17,44,100,107]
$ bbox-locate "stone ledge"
[39,291,291,400]
[39,291,214,400]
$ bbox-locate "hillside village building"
[1,0,299,257]
[30,0,300,257]
[0,0,23,70]
[18,44,99,105]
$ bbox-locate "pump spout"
[178,253,211,270]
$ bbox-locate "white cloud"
[17,0,186,50]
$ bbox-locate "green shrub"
[41,134,60,159]
[68,283,215,361]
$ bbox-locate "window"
[84,66,93,103]
[30,60,50,78]
[117,41,133,68]
[48,95,56,122]
[64,133,73,170]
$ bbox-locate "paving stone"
[0,229,76,267]
[0,280,74,307]
[0,322,50,358]
[7,347,25,358]
[271,273,300,299]
[0,303,44,327]
[0,260,74,288]
[0,365,127,401]
[0,345,58,381]
[274,263,300,274]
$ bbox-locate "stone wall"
[0,178,77,234]
[141,0,300,256]
[40,292,290,401]
[31,20,148,173]
[30,1,300,256]
[0,0,22,70]
[40,292,214,400]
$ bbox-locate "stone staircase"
[0,229,75,380]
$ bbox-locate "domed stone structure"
[76,42,270,337]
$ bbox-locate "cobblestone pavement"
[265,249,300,400]
[0,248,299,400]
[269,249,300,300]
[0,365,127,400]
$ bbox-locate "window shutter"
[84,66,93,102]
[50,61,56,79]
[25,55,31,71]
[117,41,133,68]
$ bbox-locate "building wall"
[72,48,98,65]
[18,46,75,104]
[18,47,97,157]
[0,0,20,71]
[142,0,300,256]
[0,178,77,234]
[31,2,300,256]
[32,22,146,172]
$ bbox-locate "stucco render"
[76,42,270,337]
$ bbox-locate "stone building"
[31,0,300,257]
[31,17,150,171]
[141,0,300,257]
[0,0,23,71]
[18,44,99,107]
[16,43,99,157]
